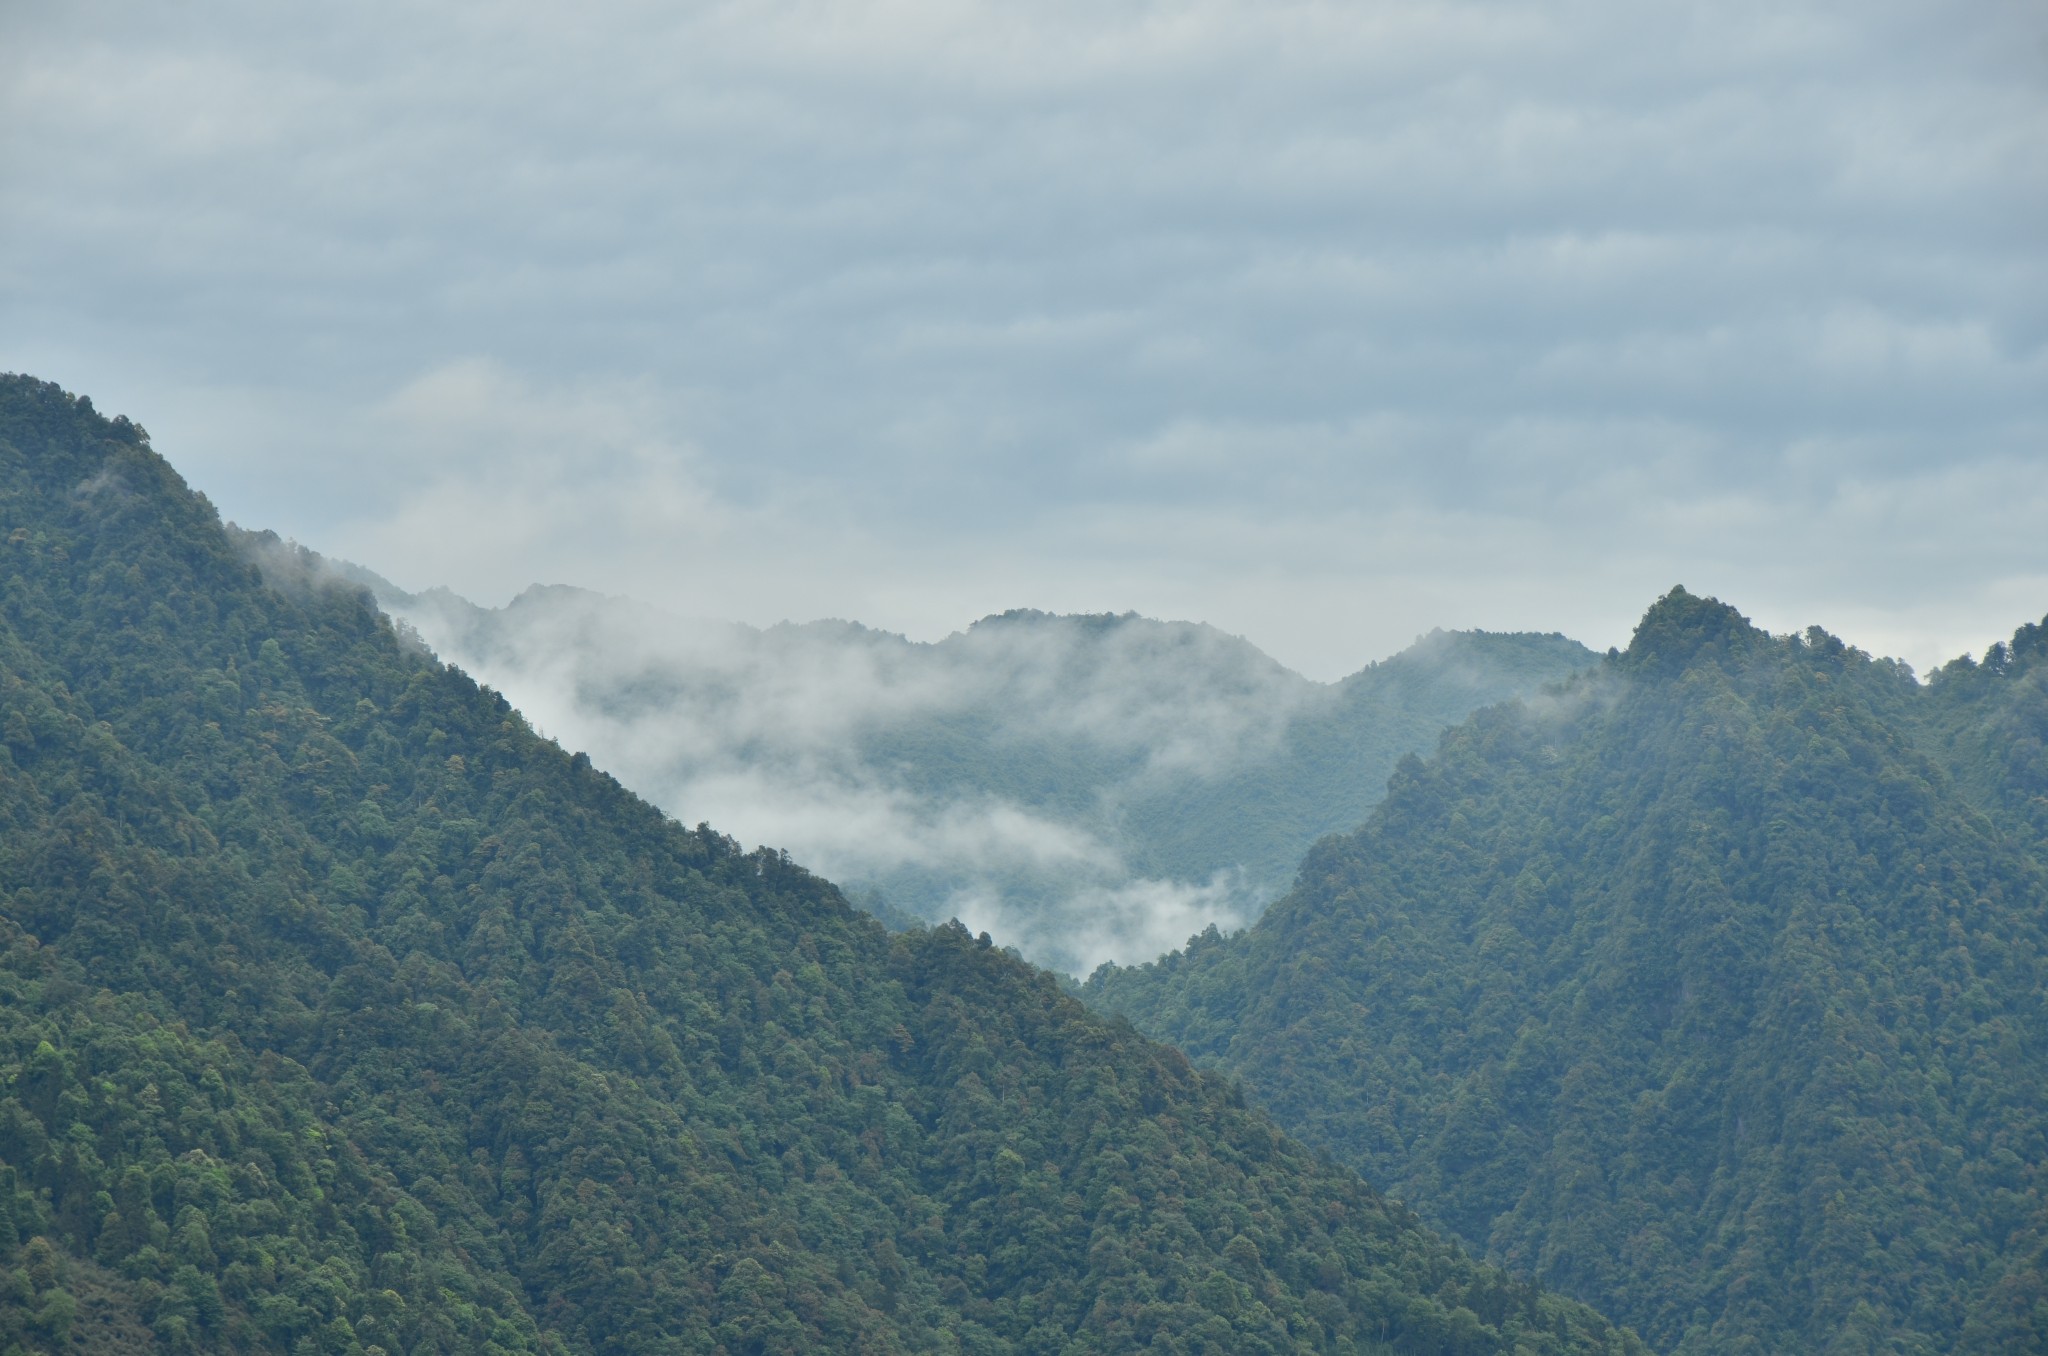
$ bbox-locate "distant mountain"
[300,565,1593,973]
[0,375,1646,1353]
[1088,588,2048,1353]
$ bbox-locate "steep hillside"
[0,376,1644,1353]
[1916,619,2048,844]
[333,570,1593,973]
[1089,588,2048,1353]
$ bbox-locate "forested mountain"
[0,376,1646,1353]
[314,568,1591,973]
[1088,588,2048,1353]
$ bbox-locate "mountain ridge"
[1088,587,2048,1353]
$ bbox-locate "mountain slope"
[335,570,1594,973]
[0,375,1644,1353]
[1088,588,2048,1353]
[1916,619,2048,844]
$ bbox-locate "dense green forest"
[339,570,1592,972]
[1089,588,2048,1353]
[0,375,1645,1353]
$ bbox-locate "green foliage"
[0,372,1643,1353]
[1089,587,2048,1353]
[1919,616,2048,844]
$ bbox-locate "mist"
[389,584,1318,972]
[235,529,1590,972]
[328,571,1579,973]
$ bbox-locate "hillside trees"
[0,373,1645,1354]
[1090,588,2048,1354]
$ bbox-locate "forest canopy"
[0,373,1646,1354]
[1089,587,2048,1353]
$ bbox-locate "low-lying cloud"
[949,872,1263,984]
[379,581,1324,973]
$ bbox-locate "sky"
[3,0,2044,681]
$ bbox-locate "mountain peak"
[1618,585,1763,677]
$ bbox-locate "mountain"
[1914,620,2048,843]
[1088,588,2048,1353]
[310,566,1593,974]
[0,375,1646,1352]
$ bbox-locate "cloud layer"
[4,0,2044,678]
[320,571,1593,973]
[375,581,1328,972]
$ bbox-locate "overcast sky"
[4,0,2043,679]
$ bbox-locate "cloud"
[372,580,1317,971]
[1,0,2042,683]
[949,871,1266,980]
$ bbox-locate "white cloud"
[950,871,1265,979]
[376,580,1317,970]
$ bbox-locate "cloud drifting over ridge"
[2,0,2044,677]
[376,582,1321,971]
